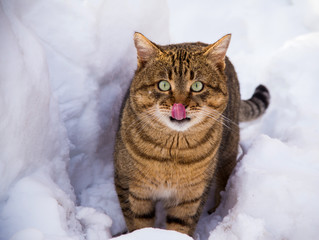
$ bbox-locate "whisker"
[200,108,238,128]
[127,108,157,125]
[124,112,151,131]
[128,107,164,135]
[196,109,238,134]
[198,111,232,130]
[134,111,166,135]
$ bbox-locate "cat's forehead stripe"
[168,69,172,80]
[166,48,194,80]
[190,70,194,80]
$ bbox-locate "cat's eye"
[158,80,171,91]
[191,81,204,92]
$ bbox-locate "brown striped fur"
[114,33,269,237]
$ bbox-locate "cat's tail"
[239,85,270,122]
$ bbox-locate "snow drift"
[1,0,319,239]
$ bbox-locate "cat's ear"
[204,34,231,70]
[134,32,161,67]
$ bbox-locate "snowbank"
[0,1,81,239]
[1,0,319,239]
[0,0,169,239]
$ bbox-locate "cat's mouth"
[169,116,191,123]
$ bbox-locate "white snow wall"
[0,1,81,239]
[0,0,169,239]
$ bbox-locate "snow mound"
[112,228,192,240]
[209,135,319,240]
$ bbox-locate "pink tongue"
[171,103,186,120]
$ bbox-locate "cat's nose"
[173,92,188,105]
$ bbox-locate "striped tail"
[239,85,270,122]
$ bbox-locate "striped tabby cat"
[114,33,270,237]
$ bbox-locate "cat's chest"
[149,171,183,202]
[133,160,209,199]
[152,183,177,200]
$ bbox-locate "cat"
[114,32,270,237]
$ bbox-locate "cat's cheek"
[207,95,228,110]
[132,93,156,109]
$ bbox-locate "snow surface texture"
[0,0,319,239]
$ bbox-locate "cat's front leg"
[124,185,156,232]
[115,176,156,232]
[165,190,206,236]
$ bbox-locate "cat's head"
[129,33,231,132]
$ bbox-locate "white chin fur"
[163,118,192,132]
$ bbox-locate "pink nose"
[171,103,186,120]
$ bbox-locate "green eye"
[158,80,171,91]
[191,81,203,92]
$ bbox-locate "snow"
[208,135,319,240]
[0,0,319,240]
[112,228,192,240]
